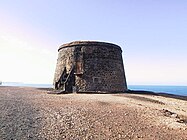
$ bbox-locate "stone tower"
[53,41,127,93]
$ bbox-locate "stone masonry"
[53,41,127,93]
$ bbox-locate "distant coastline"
[0,82,52,88]
[0,83,186,96]
[129,85,187,96]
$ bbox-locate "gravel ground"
[0,86,187,140]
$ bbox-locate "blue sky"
[0,0,187,85]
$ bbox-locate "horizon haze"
[0,0,187,85]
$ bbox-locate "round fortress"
[53,41,127,93]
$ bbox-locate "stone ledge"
[58,41,122,51]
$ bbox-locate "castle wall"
[53,47,75,85]
[53,41,127,93]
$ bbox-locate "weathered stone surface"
[53,41,127,93]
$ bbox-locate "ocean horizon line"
[0,82,186,96]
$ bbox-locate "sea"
[0,82,187,96]
[1,82,53,88]
[128,85,187,96]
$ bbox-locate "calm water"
[1,83,187,96]
[1,82,53,88]
[128,85,187,96]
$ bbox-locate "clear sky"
[0,0,187,85]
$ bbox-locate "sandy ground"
[0,86,187,140]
